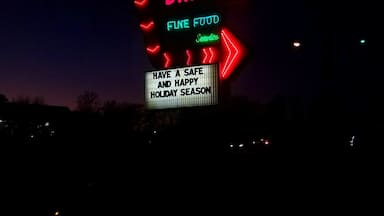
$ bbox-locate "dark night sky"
[1,0,382,109]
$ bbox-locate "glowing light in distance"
[293,41,301,48]
[350,136,355,147]
[360,39,366,44]
[239,144,244,148]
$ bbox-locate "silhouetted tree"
[11,96,45,105]
[12,96,31,104]
[32,97,45,105]
[102,100,118,114]
[76,91,101,113]
[0,94,8,104]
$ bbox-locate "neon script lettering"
[165,0,193,6]
[196,33,220,44]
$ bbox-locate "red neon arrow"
[140,21,155,32]
[220,28,246,80]
[134,0,149,9]
[186,50,193,66]
[202,47,217,64]
[146,44,160,55]
[163,52,172,68]
[209,47,217,63]
[202,48,209,64]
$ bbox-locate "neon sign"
[220,28,246,80]
[165,0,194,6]
[146,44,161,55]
[136,0,247,79]
[201,47,218,64]
[140,20,155,32]
[167,14,221,32]
[167,19,190,31]
[193,15,220,28]
[134,0,149,9]
[196,33,220,44]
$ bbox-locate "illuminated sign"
[196,33,220,44]
[165,0,193,6]
[193,15,220,28]
[145,64,219,109]
[135,0,222,67]
[166,14,221,32]
[167,19,191,31]
[135,0,247,80]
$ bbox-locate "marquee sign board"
[145,64,219,109]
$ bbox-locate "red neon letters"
[134,0,149,9]
[165,0,193,6]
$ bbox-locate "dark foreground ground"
[1,107,382,215]
[2,134,381,215]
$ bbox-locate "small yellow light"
[54,211,60,216]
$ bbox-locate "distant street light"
[360,39,366,45]
[350,136,355,147]
[293,41,301,48]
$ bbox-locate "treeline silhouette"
[2,91,382,154]
[2,91,382,215]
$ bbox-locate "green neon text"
[167,19,190,31]
[196,33,220,44]
[166,14,221,32]
[193,15,220,28]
